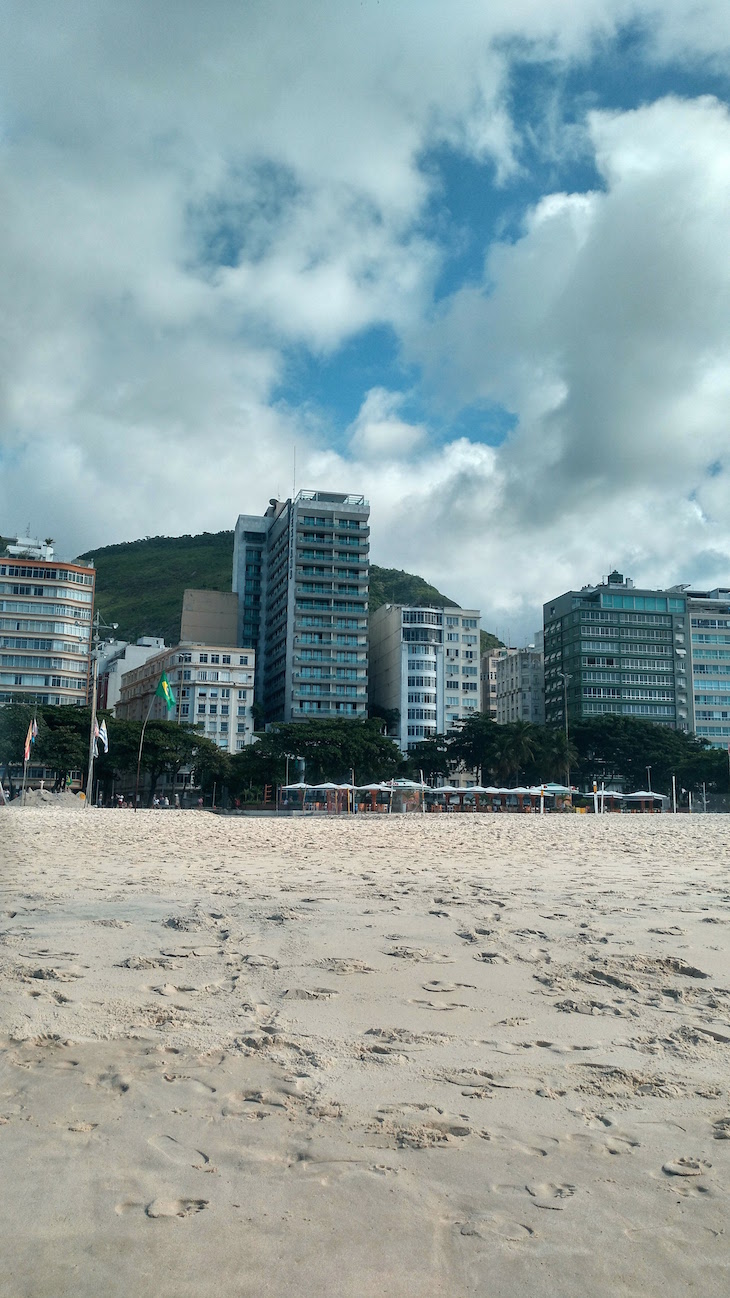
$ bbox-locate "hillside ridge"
[78,531,501,651]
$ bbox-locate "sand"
[1,808,729,1297]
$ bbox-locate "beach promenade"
[1,809,728,1296]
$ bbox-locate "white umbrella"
[624,790,666,800]
[282,782,309,790]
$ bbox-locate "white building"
[0,537,94,707]
[369,604,481,751]
[97,637,166,713]
[685,587,730,748]
[116,643,255,752]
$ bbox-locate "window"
[221,688,230,698]
[222,654,231,664]
[220,722,228,733]
[180,704,189,717]
[199,653,208,663]
[239,655,248,665]
[178,652,192,663]
[197,704,206,714]
[210,653,220,664]
[209,704,218,715]
[447,632,459,642]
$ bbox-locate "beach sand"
[1,808,729,1297]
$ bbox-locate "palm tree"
[536,727,578,784]
[493,721,538,784]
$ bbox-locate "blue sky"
[2,1,730,638]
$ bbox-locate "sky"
[2,1,730,641]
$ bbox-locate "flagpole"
[85,652,99,807]
[85,611,118,809]
[134,695,156,812]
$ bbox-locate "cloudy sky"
[2,1,730,639]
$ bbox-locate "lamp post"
[646,765,652,793]
[558,671,572,788]
[85,612,118,808]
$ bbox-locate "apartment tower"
[233,491,369,723]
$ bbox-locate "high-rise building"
[480,646,515,720]
[685,587,730,748]
[543,571,690,731]
[233,491,369,724]
[495,640,545,725]
[0,537,95,707]
[369,604,481,751]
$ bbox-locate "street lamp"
[558,671,572,788]
[646,765,652,792]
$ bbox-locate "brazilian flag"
[155,671,177,712]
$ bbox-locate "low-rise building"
[97,637,166,713]
[369,604,481,751]
[116,643,255,751]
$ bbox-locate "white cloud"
[1,4,730,638]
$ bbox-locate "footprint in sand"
[148,1134,210,1167]
[458,1215,535,1242]
[712,1118,730,1140]
[422,980,476,993]
[281,987,338,1000]
[317,958,374,974]
[525,1182,577,1210]
[145,1198,208,1219]
[662,1157,711,1176]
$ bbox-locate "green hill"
[78,531,501,649]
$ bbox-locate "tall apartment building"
[0,537,95,706]
[685,587,730,747]
[369,604,481,751]
[480,646,515,720]
[233,491,369,723]
[543,571,690,730]
[116,643,255,752]
[495,642,545,725]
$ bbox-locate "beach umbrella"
[624,790,665,800]
[282,781,310,790]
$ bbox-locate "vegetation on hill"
[79,532,234,644]
[79,531,500,646]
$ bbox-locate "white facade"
[0,539,94,707]
[480,647,515,719]
[369,604,481,751]
[98,637,166,713]
[686,588,730,747]
[117,643,255,752]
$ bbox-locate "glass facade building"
[543,571,689,731]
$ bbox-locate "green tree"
[403,734,452,781]
[0,702,36,796]
[256,718,402,785]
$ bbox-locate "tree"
[403,735,452,781]
[449,713,501,782]
[256,718,402,785]
[0,702,36,796]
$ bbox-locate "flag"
[93,717,100,757]
[155,672,177,712]
[98,720,109,753]
[24,719,38,763]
